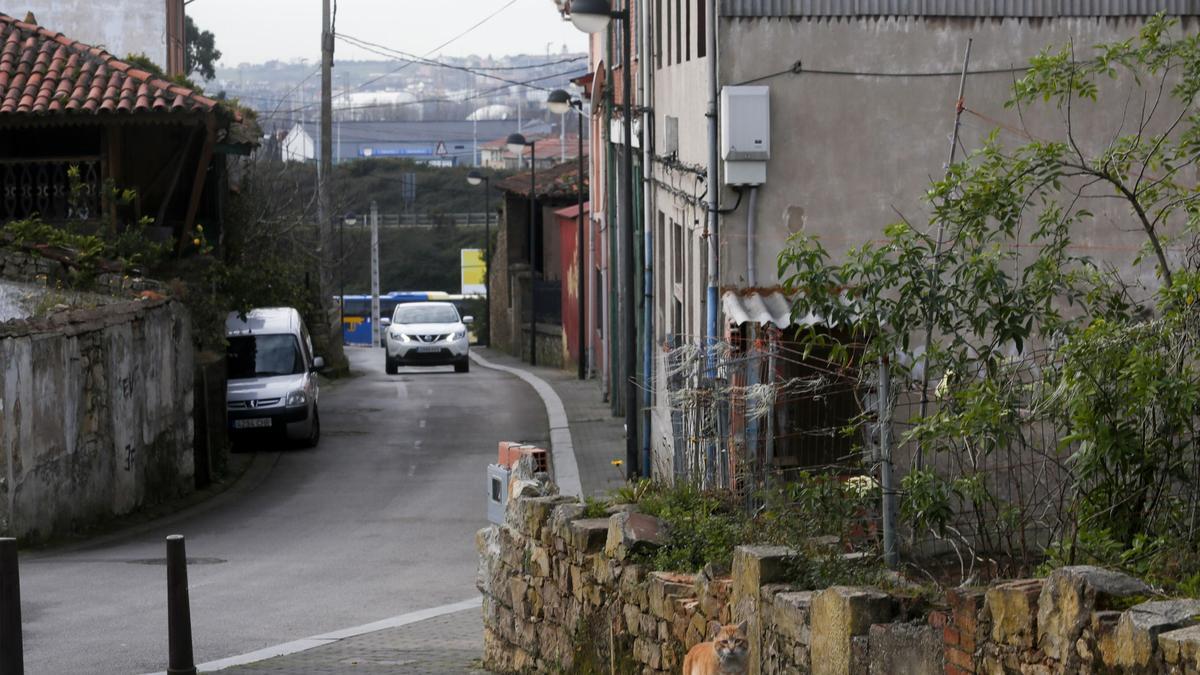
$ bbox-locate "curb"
[469,351,583,497]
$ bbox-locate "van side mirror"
[462,316,474,324]
[380,318,392,327]
[311,356,326,372]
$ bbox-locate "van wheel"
[300,407,320,448]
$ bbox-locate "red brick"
[928,610,948,629]
[943,626,960,647]
[946,646,975,671]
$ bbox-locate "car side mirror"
[380,318,392,327]
[462,316,474,324]
[311,356,326,372]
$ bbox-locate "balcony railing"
[0,157,102,222]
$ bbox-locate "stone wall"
[0,297,195,540]
[478,488,1200,674]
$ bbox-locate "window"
[697,0,706,58]
[685,0,691,61]
[675,0,682,65]
[657,211,666,341]
[673,220,683,284]
[227,335,305,380]
[655,0,663,69]
[665,0,672,66]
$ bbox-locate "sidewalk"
[473,346,627,498]
[216,608,487,674]
[206,347,627,673]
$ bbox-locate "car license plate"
[417,346,441,353]
[234,418,272,430]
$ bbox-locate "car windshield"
[227,334,305,380]
[395,305,459,324]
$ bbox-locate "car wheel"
[300,407,320,448]
[385,358,398,375]
[455,358,470,373]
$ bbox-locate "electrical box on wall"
[721,85,770,186]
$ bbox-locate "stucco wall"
[715,15,1199,293]
[22,0,168,67]
[0,299,194,540]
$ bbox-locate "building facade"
[554,0,1200,484]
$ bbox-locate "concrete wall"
[0,298,194,540]
[22,0,170,68]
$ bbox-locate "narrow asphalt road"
[19,347,548,674]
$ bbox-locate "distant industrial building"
[279,120,552,166]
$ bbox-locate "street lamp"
[507,132,539,366]
[467,169,492,347]
[570,0,638,479]
[547,89,587,382]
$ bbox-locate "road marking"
[469,351,582,497]
[408,464,417,476]
[144,597,483,674]
[419,419,426,429]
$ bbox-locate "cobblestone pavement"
[219,609,489,674]
[474,347,626,498]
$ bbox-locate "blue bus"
[339,292,452,345]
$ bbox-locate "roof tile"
[0,12,220,119]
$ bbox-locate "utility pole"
[319,0,339,360]
[370,201,381,347]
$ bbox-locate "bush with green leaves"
[777,16,1200,582]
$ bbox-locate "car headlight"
[452,329,467,341]
[286,390,308,407]
[389,330,412,342]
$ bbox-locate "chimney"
[165,0,186,77]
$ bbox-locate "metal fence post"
[166,535,196,675]
[0,538,22,675]
[878,359,899,568]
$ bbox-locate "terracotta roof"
[496,160,587,200]
[0,13,221,117]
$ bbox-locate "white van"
[225,307,323,447]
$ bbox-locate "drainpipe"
[640,0,654,479]
[746,186,759,287]
[704,0,719,352]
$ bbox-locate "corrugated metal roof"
[720,0,1200,17]
[723,290,829,328]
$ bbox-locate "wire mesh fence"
[652,330,1164,581]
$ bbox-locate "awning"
[721,290,827,329]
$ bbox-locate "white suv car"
[384,301,472,374]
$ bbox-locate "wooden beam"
[157,125,202,231]
[177,114,217,256]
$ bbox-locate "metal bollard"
[166,535,196,675]
[0,538,22,675]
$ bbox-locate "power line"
[255,69,588,118]
[336,33,577,93]
[337,0,519,97]
[733,59,1030,86]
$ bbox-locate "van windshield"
[227,334,305,380]
[394,305,459,324]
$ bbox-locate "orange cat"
[681,620,749,675]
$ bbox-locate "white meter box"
[720,86,771,161]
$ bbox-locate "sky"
[186,0,590,66]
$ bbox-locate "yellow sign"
[461,249,486,295]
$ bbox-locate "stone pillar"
[810,586,893,675]
[731,546,796,675]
